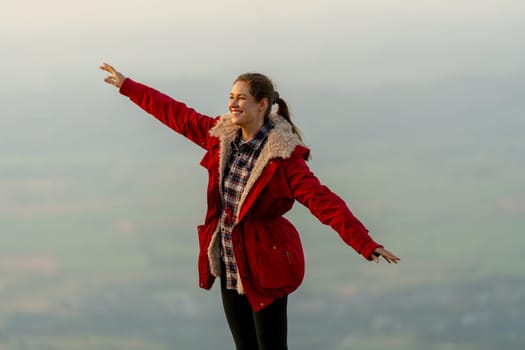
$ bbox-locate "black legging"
[220,271,288,350]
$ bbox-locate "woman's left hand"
[371,247,400,264]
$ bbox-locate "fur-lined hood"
[209,112,304,160]
[209,112,305,218]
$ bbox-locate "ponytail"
[275,97,303,142]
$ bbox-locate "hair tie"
[273,91,280,105]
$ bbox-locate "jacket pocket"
[255,242,302,290]
[196,224,218,289]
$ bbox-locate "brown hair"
[235,73,303,142]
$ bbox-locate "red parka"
[119,78,382,312]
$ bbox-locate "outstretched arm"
[99,63,217,149]
[284,147,399,264]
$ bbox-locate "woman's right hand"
[99,62,127,88]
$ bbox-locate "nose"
[229,98,238,108]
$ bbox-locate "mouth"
[230,109,242,115]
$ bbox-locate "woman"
[99,63,399,350]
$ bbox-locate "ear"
[258,98,269,112]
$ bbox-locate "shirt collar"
[234,118,273,150]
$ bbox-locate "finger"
[104,76,117,86]
[378,253,391,263]
[100,62,116,74]
[106,63,117,74]
[388,253,400,262]
[381,249,400,262]
[386,254,400,264]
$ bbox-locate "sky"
[2,0,525,94]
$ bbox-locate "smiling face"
[228,80,269,139]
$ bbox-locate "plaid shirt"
[220,119,273,290]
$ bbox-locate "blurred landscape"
[1,70,524,349]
